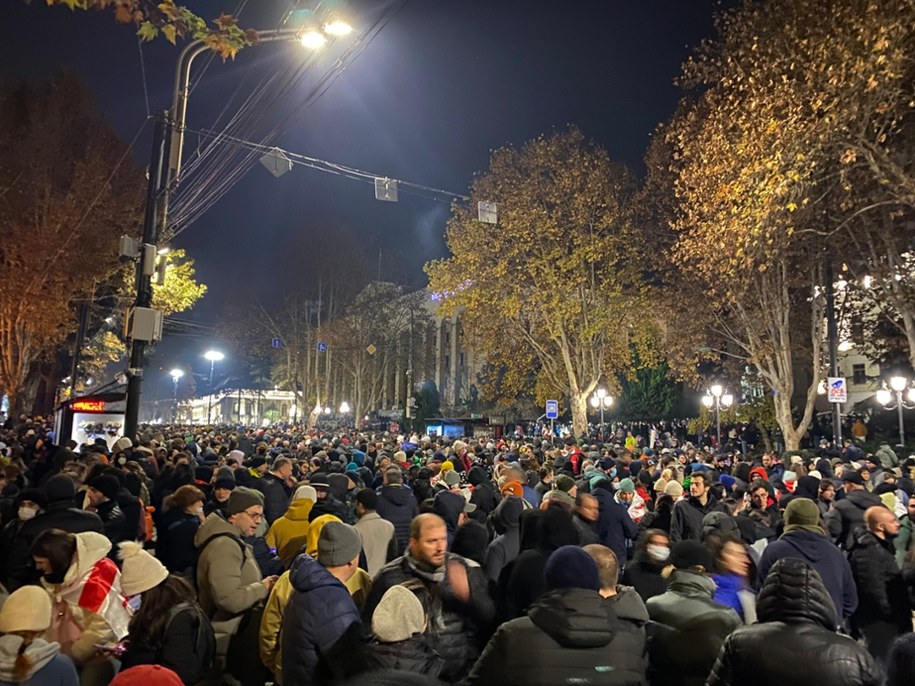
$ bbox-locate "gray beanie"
[371,585,425,643]
[225,486,264,516]
[317,521,362,567]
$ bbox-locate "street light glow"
[204,350,225,362]
[890,376,908,392]
[876,387,892,406]
[701,395,714,408]
[596,387,607,399]
[169,368,184,380]
[300,29,327,49]
[721,393,734,408]
[323,20,353,36]
[709,384,723,398]
[590,396,600,408]
[339,401,351,413]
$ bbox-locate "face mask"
[194,507,204,516]
[127,595,142,613]
[18,506,38,521]
[647,544,670,562]
[43,570,66,584]
[609,467,617,479]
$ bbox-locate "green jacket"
[894,514,915,567]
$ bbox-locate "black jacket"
[670,495,718,542]
[825,489,882,549]
[592,486,637,563]
[94,498,130,546]
[6,501,103,589]
[706,558,881,686]
[253,472,291,524]
[483,497,524,583]
[365,552,495,683]
[375,485,419,555]
[467,467,498,522]
[156,508,201,573]
[848,530,911,630]
[621,554,669,603]
[121,605,212,685]
[466,587,647,686]
[367,635,444,678]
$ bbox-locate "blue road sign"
[317,342,327,353]
[272,338,282,349]
[545,400,559,419]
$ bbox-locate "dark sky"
[0,0,728,398]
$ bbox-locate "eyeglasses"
[243,510,264,522]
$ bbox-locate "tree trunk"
[570,391,589,437]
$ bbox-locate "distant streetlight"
[876,375,915,447]
[339,401,351,415]
[204,350,224,424]
[169,368,184,422]
[589,387,613,436]
[702,385,733,449]
[323,406,332,415]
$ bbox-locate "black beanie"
[44,474,76,503]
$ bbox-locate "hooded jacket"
[825,488,882,549]
[758,529,857,621]
[483,496,524,583]
[375,484,419,555]
[466,587,646,686]
[0,636,78,686]
[193,513,267,657]
[432,491,467,545]
[39,531,130,663]
[467,466,498,521]
[706,559,880,686]
[280,554,362,686]
[646,571,741,686]
[265,498,313,567]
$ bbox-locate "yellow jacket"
[265,499,314,567]
[305,514,342,556]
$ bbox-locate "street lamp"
[876,375,915,447]
[702,385,734,450]
[339,401,351,415]
[169,368,184,422]
[204,350,224,424]
[589,388,613,437]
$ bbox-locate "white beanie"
[118,541,169,596]
[0,586,52,633]
[293,485,317,503]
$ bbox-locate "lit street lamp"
[702,384,734,450]
[876,375,915,447]
[169,368,184,422]
[204,350,224,424]
[339,401,351,415]
[589,387,613,437]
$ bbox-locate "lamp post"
[589,387,613,438]
[702,384,734,450]
[876,376,915,448]
[169,368,184,422]
[204,350,224,424]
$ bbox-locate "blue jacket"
[375,485,419,555]
[280,554,362,686]
[712,573,750,621]
[758,530,857,622]
[592,486,637,564]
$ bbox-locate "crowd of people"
[0,414,914,685]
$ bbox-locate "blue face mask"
[127,595,142,613]
[610,467,617,479]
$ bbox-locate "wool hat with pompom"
[118,541,169,596]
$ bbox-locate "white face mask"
[18,506,38,521]
[646,544,670,562]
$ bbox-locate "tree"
[0,73,145,413]
[615,362,682,422]
[426,127,658,436]
[152,249,207,316]
[39,0,256,58]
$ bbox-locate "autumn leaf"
[213,12,237,29]
[157,0,179,21]
[113,4,131,23]
[161,23,176,44]
[136,20,158,41]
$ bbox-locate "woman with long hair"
[117,542,213,685]
[156,485,206,574]
[0,586,78,686]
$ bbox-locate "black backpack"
[157,602,216,685]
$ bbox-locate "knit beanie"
[88,474,120,500]
[118,541,169,596]
[664,481,684,498]
[0,586,52,633]
[111,665,184,686]
[225,486,264,516]
[317,521,362,567]
[371,585,426,643]
[293,485,317,503]
[617,478,636,494]
[670,540,714,572]
[44,473,77,503]
[783,497,822,532]
[545,545,601,592]
[553,475,576,493]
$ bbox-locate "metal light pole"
[702,385,734,449]
[204,350,224,424]
[169,368,184,422]
[876,376,915,448]
[589,388,613,438]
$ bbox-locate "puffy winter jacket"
[706,558,881,686]
[646,571,741,686]
[758,529,857,621]
[280,554,362,686]
[368,635,444,677]
[364,552,495,683]
[375,484,419,555]
[466,587,646,686]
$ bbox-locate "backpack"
[187,531,248,591]
[158,602,215,685]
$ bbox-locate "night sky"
[0,0,728,400]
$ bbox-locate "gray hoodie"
[0,636,77,685]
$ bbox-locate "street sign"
[317,342,327,353]
[271,338,283,349]
[545,399,559,419]
[366,344,377,355]
[827,377,847,403]
[375,177,398,202]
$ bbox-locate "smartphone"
[94,643,127,656]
